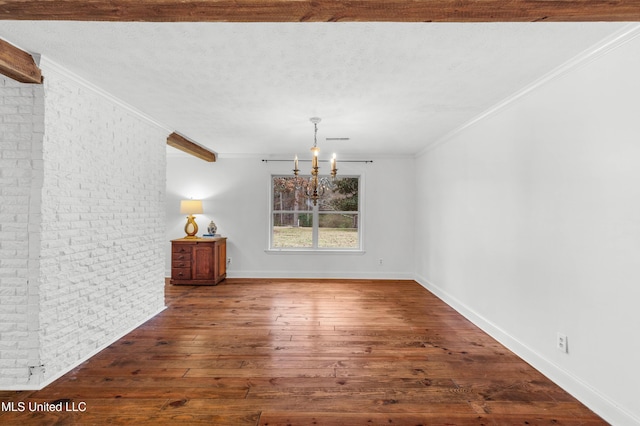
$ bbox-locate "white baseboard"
[414,273,639,426]
[165,272,415,281]
[226,270,415,280]
[2,306,167,391]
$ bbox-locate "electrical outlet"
[557,332,568,353]
[227,257,232,266]
[378,258,383,265]
[28,365,45,382]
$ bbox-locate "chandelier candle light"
[294,117,338,205]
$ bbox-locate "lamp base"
[184,215,199,238]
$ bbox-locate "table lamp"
[180,199,203,238]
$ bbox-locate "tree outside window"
[271,175,360,250]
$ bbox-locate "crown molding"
[416,23,640,157]
[38,56,171,133]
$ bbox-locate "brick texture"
[0,60,167,389]
[0,76,44,388]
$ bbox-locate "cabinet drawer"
[172,244,192,254]
[171,267,191,280]
[172,260,191,269]
[172,252,191,262]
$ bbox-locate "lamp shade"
[180,199,203,215]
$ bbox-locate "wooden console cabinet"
[170,237,227,285]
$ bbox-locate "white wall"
[166,154,415,279]
[414,30,640,425]
[0,58,168,389]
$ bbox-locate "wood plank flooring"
[0,279,606,425]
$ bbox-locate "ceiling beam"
[0,38,42,84]
[167,132,217,162]
[0,0,639,22]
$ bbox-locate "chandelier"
[293,117,337,206]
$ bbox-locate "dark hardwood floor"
[0,279,606,425]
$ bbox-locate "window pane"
[270,175,360,250]
[318,213,359,248]
[272,177,312,211]
[272,213,313,248]
[319,177,359,212]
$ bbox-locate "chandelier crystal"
[293,117,337,206]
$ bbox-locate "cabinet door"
[192,244,215,280]
[216,240,227,278]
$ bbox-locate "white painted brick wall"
[0,58,168,389]
[36,61,167,385]
[0,75,44,388]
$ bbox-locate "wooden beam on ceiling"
[0,0,639,22]
[167,132,217,162]
[0,39,43,84]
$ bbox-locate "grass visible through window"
[273,226,358,249]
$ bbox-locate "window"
[271,175,361,250]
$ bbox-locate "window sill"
[265,249,365,255]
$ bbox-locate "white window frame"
[267,174,364,253]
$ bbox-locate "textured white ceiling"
[0,22,630,157]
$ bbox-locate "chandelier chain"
[313,121,318,148]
